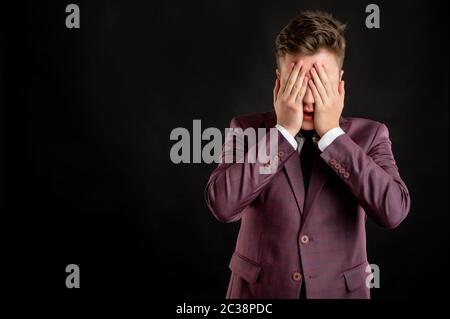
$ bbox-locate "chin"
[301,121,315,131]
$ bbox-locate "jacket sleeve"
[320,123,411,229]
[205,117,297,223]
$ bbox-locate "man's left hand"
[308,63,345,137]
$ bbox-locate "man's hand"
[308,63,345,137]
[274,62,309,137]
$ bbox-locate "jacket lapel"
[301,150,328,222]
[284,155,306,215]
[263,112,350,220]
[264,111,306,215]
[301,117,350,227]
[266,112,305,214]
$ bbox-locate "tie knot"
[296,130,317,153]
[300,130,315,140]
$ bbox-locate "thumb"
[339,80,345,97]
[273,78,280,104]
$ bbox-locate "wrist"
[317,127,345,151]
[286,128,299,138]
[276,123,299,138]
[275,124,298,149]
[318,124,339,137]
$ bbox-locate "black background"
[2,0,448,300]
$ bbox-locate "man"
[205,11,410,299]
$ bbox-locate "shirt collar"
[296,131,320,142]
[295,131,319,152]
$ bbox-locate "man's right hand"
[273,62,309,137]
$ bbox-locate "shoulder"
[342,117,391,146]
[229,111,276,129]
[343,117,387,133]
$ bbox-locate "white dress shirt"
[275,124,345,152]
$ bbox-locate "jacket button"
[329,159,336,165]
[300,235,309,244]
[335,163,341,170]
[339,168,346,174]
[292,272,302,281]
[278,151,284,157]
[344,172,350,178]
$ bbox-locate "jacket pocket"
[228,251,262,284]
[343,262,370,292]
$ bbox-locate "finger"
[280,62,294,95]
[308,79,323,106]
[295,75,309,103]
[290,65,307,100]
[273,77,280,104]
[316,64,333,96]
[283,62,302,97]
[310,67,328,101]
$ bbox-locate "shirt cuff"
[275,124,298,149]
[318,127,345,151]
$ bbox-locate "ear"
[276,69,280,79]
[340,70,344,81]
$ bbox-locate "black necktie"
[299,130,316,192]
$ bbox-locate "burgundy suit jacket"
[205,111,410,299]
